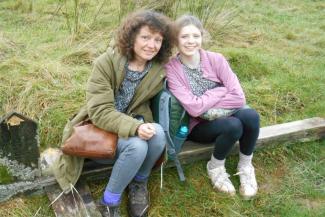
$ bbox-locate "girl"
[165,15,260,199]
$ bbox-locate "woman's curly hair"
[117,10,173,64]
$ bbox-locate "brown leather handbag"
[61,121,118,159]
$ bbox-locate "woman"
[165,15,260,199]
[53,10,172,217]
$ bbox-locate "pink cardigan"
[165,49,246,131]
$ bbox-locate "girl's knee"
[222,118,243,139]
[247,109,260,121]
[240,109,260,129]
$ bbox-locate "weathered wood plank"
[0,176,56,202]
[179,117,325,164]
[45,180,101,217]
[80,117,325,180]
[1,117,325,202]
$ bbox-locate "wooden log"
[0,176,56,202]
[82,117,325,178]
[0,117,325,203]
[45,180,102,217]
[178,117,325,164]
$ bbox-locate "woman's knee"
[149,123,166,150]
[152,123,165,140]
[124,138,148,160]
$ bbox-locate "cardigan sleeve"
[209,53,246,108]
[165,63,228,117]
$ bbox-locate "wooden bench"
[45,117,325,216]
[1,117,325,216]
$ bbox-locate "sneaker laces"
[234,165,257,188]
[209,167,233,187]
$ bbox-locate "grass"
[0,0,324,216]
[88,141,325,217]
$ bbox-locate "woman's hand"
[137,123,156,140]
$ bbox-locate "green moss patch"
[0,165,14,184]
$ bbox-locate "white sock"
[208,155,225,170]
[238,152,253,168]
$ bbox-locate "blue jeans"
[93,123,166,194]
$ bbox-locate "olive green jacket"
[52,46,165,192]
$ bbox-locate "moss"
[0,165,14,184]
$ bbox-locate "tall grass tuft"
[181,0,239,43]
[117,0,240,44]
[59,0,105,36]
[119,0,136,21]
[0,33,19,61]
[73,0,80,34]
[138,0,180,19]
[5,0,33,13]
[119,0,179,20]
[91,0,109,27]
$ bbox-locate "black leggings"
[188,108,260,160]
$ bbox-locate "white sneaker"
[235,164,258,199]
[207,161,236,195]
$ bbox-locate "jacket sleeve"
[210,53,246,108]
[86,52,141,138]
[165,64,228,117]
